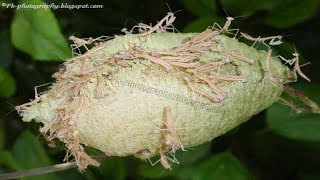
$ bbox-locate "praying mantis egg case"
[20,33,295,160]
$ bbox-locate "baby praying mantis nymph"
[69,36,111,55]
[162,106,185,153]
[137,12,176,37]
[277,51,311,82]
[239,32,283,49]
[265,50,278,83]
[212,17,239,38]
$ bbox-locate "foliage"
[0,0,319,179]
[11,0,71,60]
[0,67,16,98]
[267,84,320,141]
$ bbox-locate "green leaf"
[99,157,126,180]
[0,114,4,149]
[0,150,20,169]
[174,142,210,164]
[0,31,13,68]
[0,67,16,98]
[249,132,320,172]
[291,84,320,105]
[220,0,281,16]
[179,0,216,16]
[183,17,222,33]
[11,0,71,61]
[12,131,59,180]
[268,107,320,141]
[137,159,177,178]
[265,0,320,28]
[137,143,211,178]
[267,84,320,141]
[191,152,253,180]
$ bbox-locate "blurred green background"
[0,0,320,179]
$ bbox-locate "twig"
[284,86,320,113]
[0,162,77,179]
[0,156,106,180]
